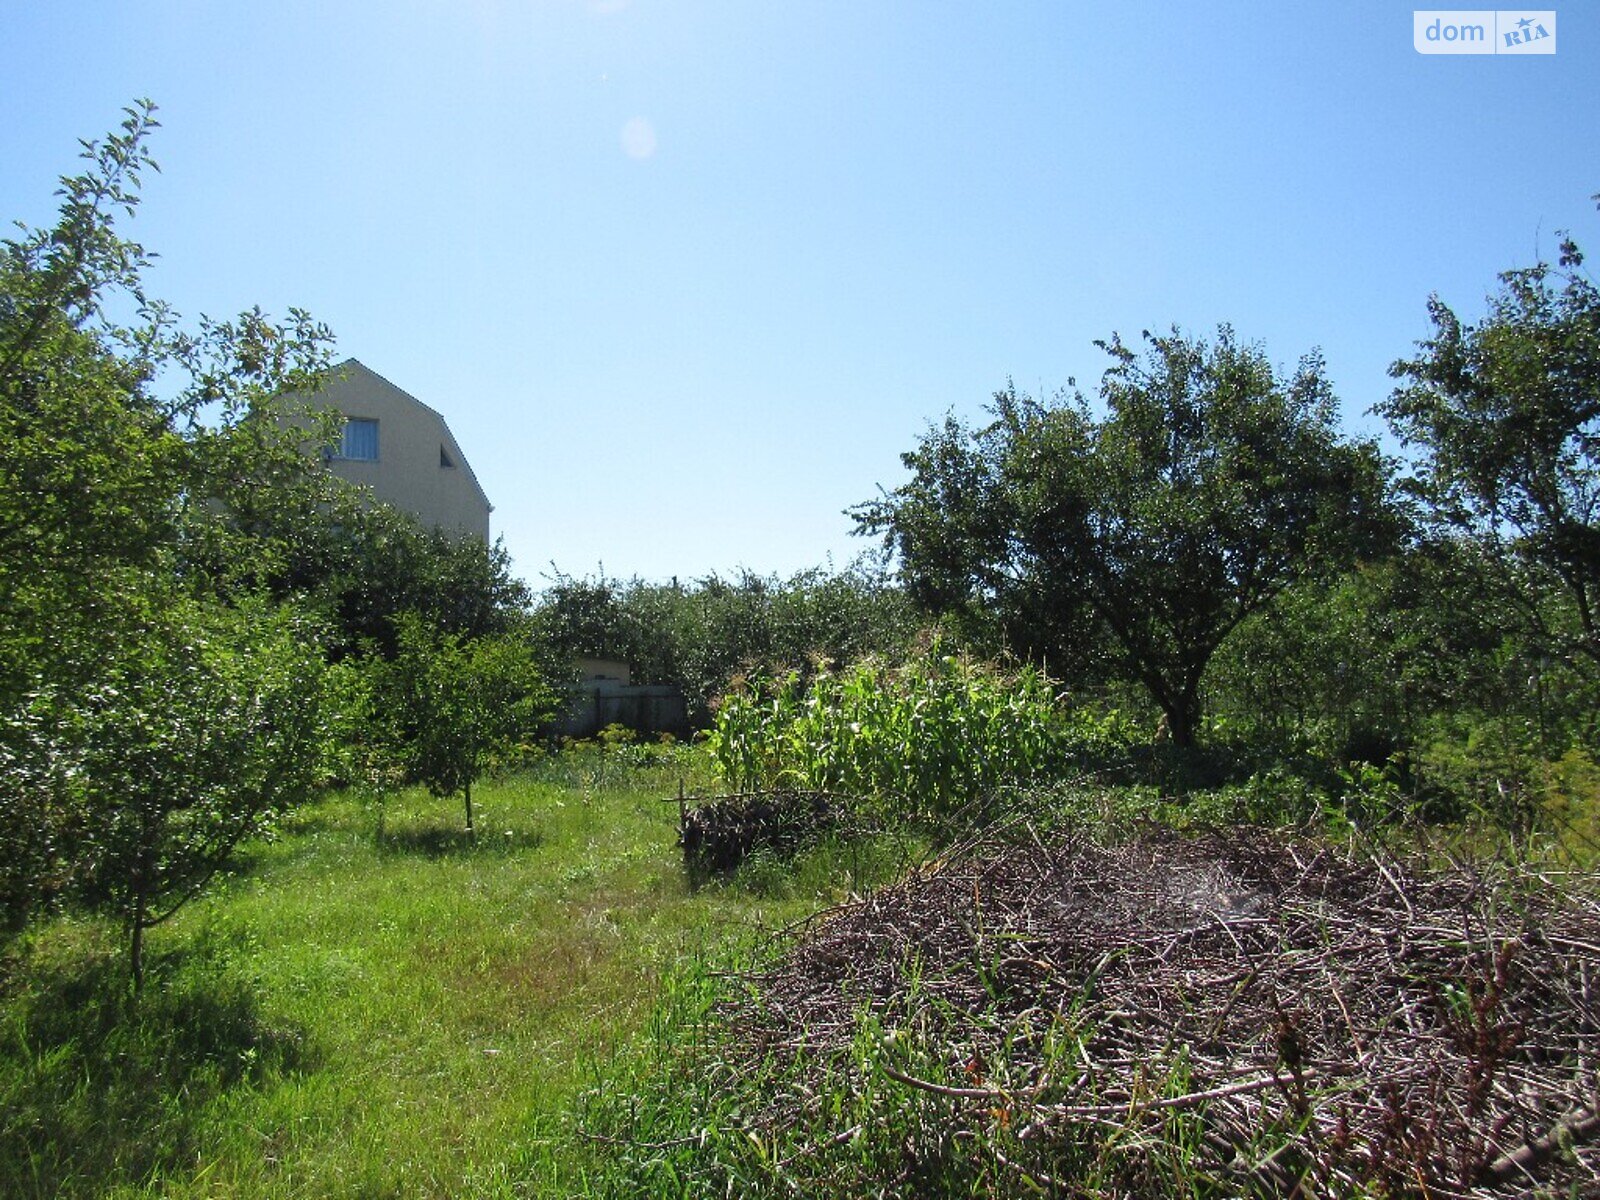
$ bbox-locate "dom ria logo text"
[1414,10,1556,53]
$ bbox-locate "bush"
[531,564,920,724]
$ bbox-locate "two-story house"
[296,359,492,540]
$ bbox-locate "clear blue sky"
[3,2,1595,586]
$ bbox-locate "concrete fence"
[549,680,691,741]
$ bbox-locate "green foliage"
[238,481,533,661]
[706,651,1135,822]
[0,105,568,984]
[531,563,919,723]
[0,106,327,715]
[1207,533,1600,825]
[0,105,355,970]
[0,103,337,563]
[1382,204,1600,675]
[379,615,560,834]
[1535,746,1600,862]
[0,695,80,936]
[526,727,711,797]
[20,599,330,986]
[856,327,1395,748]
[1210,550,1485,761]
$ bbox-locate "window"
[339,418,379,461]
[440,444,455,468]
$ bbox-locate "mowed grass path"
[0,758,854,1198]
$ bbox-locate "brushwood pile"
[678,790,847,875]
[717,826,1600,1196]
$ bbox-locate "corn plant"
[707,652,1132,822]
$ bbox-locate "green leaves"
[379,615,559,833]
[0,106,350,980]
[530,565,917,724]
[707,651,1131,824]
[858,328,1395,748]
[1,596,333,985]
[0,103,340,710]
[69,598,329,902]
[1383,224,1600,671]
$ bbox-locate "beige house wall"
[575,658,632,686]
[296,360,492,541]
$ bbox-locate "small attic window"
[440,444,456,468]
[338,418,378,461]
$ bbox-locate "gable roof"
[325,358,493,515]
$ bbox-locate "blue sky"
[3,2,1595,585]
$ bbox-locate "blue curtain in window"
[341,418,379,460]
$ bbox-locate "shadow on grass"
[0,929,309,1200]
[374,824,545,859]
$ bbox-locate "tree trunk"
[1167,662,1209,750]
[127,833,155,995]
[130,891,147,995]
[1165,703,1199,750]
[463,780,475,839]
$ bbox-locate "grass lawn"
[0,756,905,1198]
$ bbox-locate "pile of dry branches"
[725,825,1600,1196]
[678,790,849,875]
